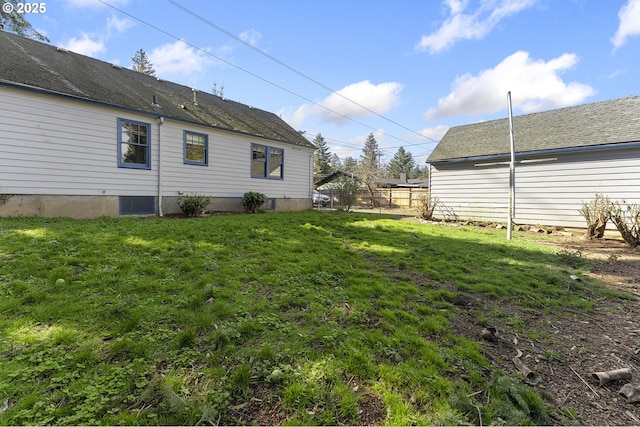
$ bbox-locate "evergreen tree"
[410,164,429,180]
[0,0,49,41]
[329,153,341,172]
[131,49,156,76]
[312,133,333,175]
[342,156,358,172]
[359,133,381,172]
[358,133,382,205]
[387,147,415,179]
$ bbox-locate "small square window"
[251,144,283,179]
[184,131,208,165]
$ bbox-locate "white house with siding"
[427,96,640,229]
[0,31,316,218]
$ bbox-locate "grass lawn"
[0,211,615,425]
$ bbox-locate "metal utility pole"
[507,91,516,240]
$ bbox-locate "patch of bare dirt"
[446,229,640,425]
[551,234,640,297]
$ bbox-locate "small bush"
[177,194,211,217]
[241,191,268,213]
[579,194,611,239]
[416,194,439,220]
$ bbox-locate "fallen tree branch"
[570,366,599,397]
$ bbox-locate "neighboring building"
[0,31,316,218]
[314,171,427,189]
[427,96,640,228]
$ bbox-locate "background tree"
[387,147,415,179]
[212,82,225,97]
[358,133,382,206]
[410,164,429,180]
[131,49,156,76]
[0,0,49,41]
[329,153,341,172]
[333,175,360,212]
[313,133,333,176]
[342,156,358,173]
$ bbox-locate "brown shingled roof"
[0,31,314,149]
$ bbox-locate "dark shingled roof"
[0,31,313,148]
[428,95,640,163]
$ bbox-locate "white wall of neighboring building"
[429,146,640,228]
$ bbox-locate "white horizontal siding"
[159,124,314,199]
[1,87,159,195]
[430,147,640,228]
[0,87,314,200]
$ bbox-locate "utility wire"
[165,0,440,144]
[97,0,422,147]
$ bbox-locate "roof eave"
[427,140,640,164]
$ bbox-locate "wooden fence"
[321,188,429,208]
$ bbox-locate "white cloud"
[60,33,105,56]
[215,29,263,62]
[598,68,628,80]
[416,0,539,54]
[416,125,450,142]
[149,41,211,78]
[612,0,640,50]
[424,51,594,120]
[107,15,134,36]
[58,14,132,58]
[239,29,262,46]
[285,80,404,127]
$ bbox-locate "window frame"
[117,118,151,170]
[183,130,209,166]
[251,143,284,180]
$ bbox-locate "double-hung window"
[118,118,150,169]
[251,144,283,179]
[184,131,208,166]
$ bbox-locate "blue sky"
[24,0,640,165]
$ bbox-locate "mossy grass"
[0,212,616,424]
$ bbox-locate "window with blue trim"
[184,131,208,165]
[118,118,151,169]
[251,144,283,179]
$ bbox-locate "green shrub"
[241,191,268,213]
[177,194,211,217]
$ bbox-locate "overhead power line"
[97,0,424,147]
[165,0,438,144]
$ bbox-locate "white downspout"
[309,153,314,202]
[158,116,164,216]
